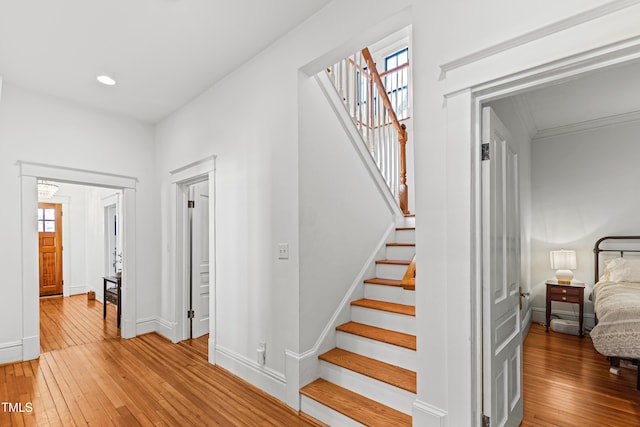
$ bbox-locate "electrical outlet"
[257,341,266,365]
[278,243,289,260]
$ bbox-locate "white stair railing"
[327,48,410,215]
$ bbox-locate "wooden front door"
[39,203,63,296]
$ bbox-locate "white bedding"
[590,280,640,359]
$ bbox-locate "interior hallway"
[0,295,324,426]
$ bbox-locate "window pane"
[45,221,55,232]
[398,50,408,65]
[45,209,55,220]
[38,209,44,220]
[38,221,44,232]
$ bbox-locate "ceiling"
[0,0,332,123]
[517,59,640,137]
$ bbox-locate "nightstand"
[545,280,585,337]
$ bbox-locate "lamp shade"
[550,250,577,270]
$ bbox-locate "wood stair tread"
[351,298,415,316]
[336,321,416,350]
[363,277,406,287]
[300,378,411,427]
[319,348,416,393]
[376,259,411,265]
[395,227,415,231]
[386,242,415,247]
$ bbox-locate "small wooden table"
[103,276,121,328]
[545,280,585,337]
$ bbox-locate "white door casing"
[482,106,523,427]
[190,180,210,339]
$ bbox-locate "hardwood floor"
[40,295,120,353]
[522,323,640,426]
[0,295,324,426]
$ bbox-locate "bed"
[591,236,640,389]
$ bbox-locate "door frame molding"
[18,161,138,360]
[442,36,640,426]
[170,155,216,363]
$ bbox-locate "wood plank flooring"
[40,295,120,353]
[522,323,640,426]
[0,295,324,426]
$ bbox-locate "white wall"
[154,0,634,424]
[530,120,640,327]
[298,74,394,351]
[2,0,637,424]
[0,83,158,359]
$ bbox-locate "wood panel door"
[39,203,63,296]
[481,107,523,427]
[190,180,210,339]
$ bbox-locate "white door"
[482,106,523,427]
[190,180,210,339]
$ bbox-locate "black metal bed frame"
[592,235,640,390]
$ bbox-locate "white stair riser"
[351,306,416,335]
[385,245,415,260]
[364,284,415,306]
[393,229,415,244]
[376,263,407,280]
[336,331,416,371]
[397,217,415,229]
[301,395,365,427]
[319,361,415,415]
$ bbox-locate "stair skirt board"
[364,283,415,306]
[336,331,416,371]
[301,395,367,427]
[319,360,415,414]
[375,263,410,280]
[350,305,416,335]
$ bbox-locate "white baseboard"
[22,335,39,360]
[65,285,87,296]
[413,399,448,427]
[138,316,176,341]
[0,341,23,365]
[521,307,532,337]
[531,307,596,330]
[216,344,287,404]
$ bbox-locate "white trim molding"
[0,341,22,365]
[169,155,216,183]
[17,161,138,189]
[439,0,640,76]
[215,344,287,404]
[413,399,448,427]
[533,109,640,141]
[284,349,318,410]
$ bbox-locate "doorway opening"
[171,155,215,363]
[18,161,138,361]
[446,39,640,426]
[36,181,125,353]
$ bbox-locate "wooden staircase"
[301,226,416,426]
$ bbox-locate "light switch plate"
[278,243,289,259]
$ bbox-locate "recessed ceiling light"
[96,75,116,86]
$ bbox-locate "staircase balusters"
[327,48,410,215]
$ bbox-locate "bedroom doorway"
[445,36,640,426]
